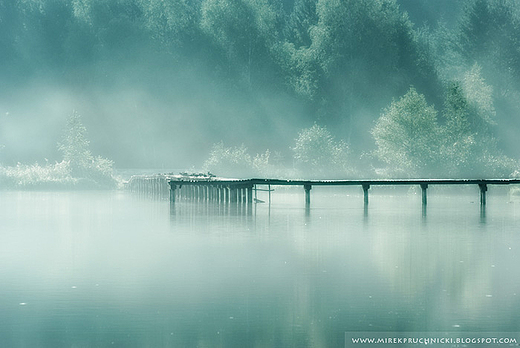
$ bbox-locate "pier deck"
[164,177,520,206]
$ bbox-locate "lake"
[1,187,519,347]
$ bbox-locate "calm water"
[1,187,520,347]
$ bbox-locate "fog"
[3,2,520,345]
[1,0,520,179]
[0,59,306,169]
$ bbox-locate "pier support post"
[170,184,176,203]
[479,184,487,205]
[247,185,253,204]
[420,184,428,206]
[224,186,229,203]
[362,184,370,206]
[304,184,312,206]
[230,187,237,203]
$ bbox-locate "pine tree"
[58,110,94,177]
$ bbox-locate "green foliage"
[58,110,93,177]
[459,0,519,71]
[292,124,350,178]
[203,142,253,178]
[284,0,318,48]
[202,143,290,178]
[372,88,442,177]
[441,68,514,177]
[200,0,281,88]
[0,160,75,189]
[137,0,197,45]
[0,111,118,190]
[253,149,290,178]
[57,110,117,187]
[3,0,520,178]
[373,81,516,178]
[460,63,496,129]
[278,0,441,127]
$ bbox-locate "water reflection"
[480,204,486,223]
[1,191,519,347]
[169,200,256,218]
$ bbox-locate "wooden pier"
[127,174,170,200]
[168,178,255,204]
[128,175,520,207]
[166,177,520,207]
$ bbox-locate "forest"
[1,0,520,186]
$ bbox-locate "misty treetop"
[372,69,517,178]
[372,87,442,177]
[202,141,288,178]
[58,110,116,184]
[292,124,352,178]
[1,0,520,177]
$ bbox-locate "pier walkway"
[167,177,520,206]
[127,174,520,207]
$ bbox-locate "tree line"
[1,0,520,178]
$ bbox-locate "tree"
[441,67,514,177]
[284,0,318,49]
[200,0,281,89]
[58,110,93,177]
[58,110,115,185]
[137,0,197,46]
[292,124,350,178]
[280,0,441,144]
[372,87,442,177]
[372,78,516,179]
[459,0,520,89]
[460,63,496,131]
[203,142,253,178]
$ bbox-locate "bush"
[0,161,75,189]
[202,142,289,178]
[292,124,351,178]
[202,142,254,178]
[252,149,290,178]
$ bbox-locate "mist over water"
[2,1,520,346]
[1,190,520,346]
